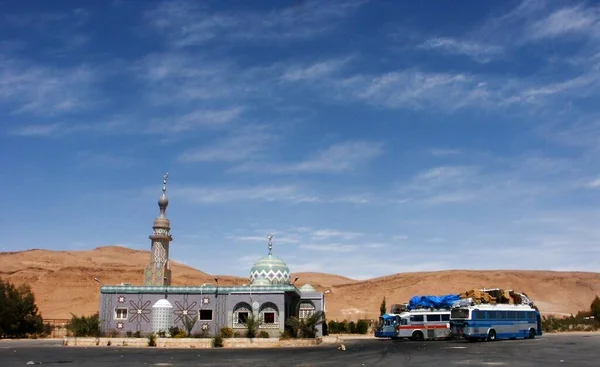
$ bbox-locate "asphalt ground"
[0,334,598,367]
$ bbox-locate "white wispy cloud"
[165,184,376,206]
[0,56,98,115]
[312,229,363,240]
[334,70,490,111]
[280,57,352,82]
[178,125,273,163]
[170,185,312,204]
[419,37,504,63]
[229,235,301,245]
[394,158,579,206]
[584,177,600,188]
[9,123,64,137]
[76,152,141,168]
[233,140,384,174]
[145,0,366,47]
[429,148,462,157]
[526,5,600,41]
[147,107,245,134]
[300,243,358,253]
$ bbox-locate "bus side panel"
[463,320,537,340]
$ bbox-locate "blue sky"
[2,0,600,279]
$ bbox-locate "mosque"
[98,174,325,337]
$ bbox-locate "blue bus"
[450,303,543,341]
[375,313,402,339]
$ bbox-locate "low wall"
[63,337,336,348]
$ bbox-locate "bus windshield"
[451,308,469,319]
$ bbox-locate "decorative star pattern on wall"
[174,300,198,324]
[116,322,124,330]
[118,295,126,303]
[128,299,151,323]
[202,297,210,305]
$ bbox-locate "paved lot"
[1,334,598,366]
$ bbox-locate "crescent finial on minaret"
[267,233,273,255]
[162,173,169,193]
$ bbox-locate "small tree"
[286,311,326,338]
[380,297,387,316]
[356,320,369,334]
[591,296,600,320]
[67,313,100,337]
[245,312,260,338]
[0,279,44,338]
[183,315,197,337]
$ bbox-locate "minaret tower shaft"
[144,173,173,286]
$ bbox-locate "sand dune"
[1,246,598,321]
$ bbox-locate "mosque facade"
[98,174,325,337]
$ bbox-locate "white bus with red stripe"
[394,309,452,341]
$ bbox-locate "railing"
[42,319,70,338]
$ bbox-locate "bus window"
[401,318,408,325]
[451,308,469,319]
[498,311,506,320]
[411,315,424,322]
[441,314,450,321]
[474,311,485,320]
[427,314,441,322]
[507,311,516,320]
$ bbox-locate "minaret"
[144,173,173,286]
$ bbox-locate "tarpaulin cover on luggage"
[407,294,461,310]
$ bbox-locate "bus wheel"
[486,329,496,342]
[411,331,424,341]
[528,329,536,339]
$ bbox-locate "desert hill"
[0,246,598,321]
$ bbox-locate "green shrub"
[133,330,141,338]
[245,313,259,339]
[193,329,210,338]
[356,320,369,334]
[220,327,234,338]
[258,330,270,338]
[66,313,100,337]
[147,333,156,347]
[42,323,53,338]
[212,333,224,348]
[126,331,133,337]
[279,330,294,339]
[0,279,44,338]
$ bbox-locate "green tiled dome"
[249,254,290,286]
[299,284,317,292]
[251,277,272,286]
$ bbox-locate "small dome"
[153,299,173,308]
[299,284,317,293]
[249,254,290,286]
[251,277,272,286]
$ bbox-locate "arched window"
[233,302,252,329]
[259,302,279,329]
[299,301,315,319]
